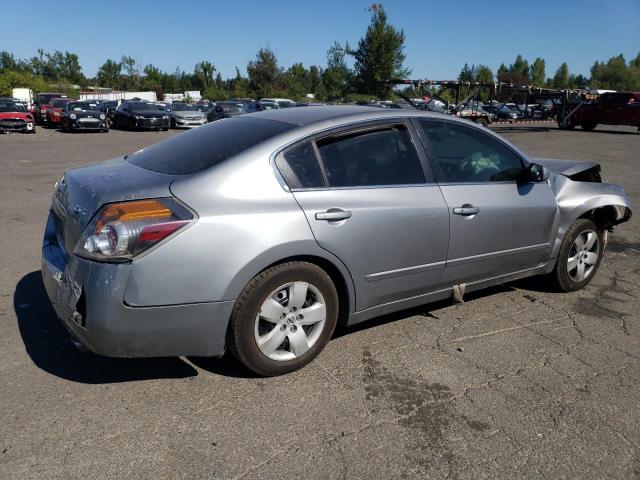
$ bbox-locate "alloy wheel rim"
[254,281,326,361]
[567,229,600,282]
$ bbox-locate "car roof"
[247,105,445,127]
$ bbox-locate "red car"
[34,92,66,125]
[0,100,36,133]
[46,97,73,127]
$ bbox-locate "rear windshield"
[126,117,294,175]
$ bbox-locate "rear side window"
[316,125,425,187]
[126,117,294,175]
[275,142,325,189]
[417,121,524,183]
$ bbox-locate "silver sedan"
[41,106,632,375]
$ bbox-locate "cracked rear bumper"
[41,212,232,357]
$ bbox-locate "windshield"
[0,102,26,112]
[277,101,294,108]
[38,94,62,105]
[217,102,245,113]
[129,102,165,111]
[126,117,294,175]
[68,102,100,111]
[51,99,70,108]
[171,103,197,112]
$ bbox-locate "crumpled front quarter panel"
[549,173,632,258]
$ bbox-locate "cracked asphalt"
[0,123,638,479]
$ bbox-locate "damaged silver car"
[41,107,632,376]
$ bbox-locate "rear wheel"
[228,261,339,376]
[551,219,603,292]
[581,122,597,131]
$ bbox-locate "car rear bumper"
[41,212,233,357]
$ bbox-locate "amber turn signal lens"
[95,199,172,233]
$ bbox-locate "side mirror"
[527,163,549,182]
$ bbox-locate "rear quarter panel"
[122,145,356,311]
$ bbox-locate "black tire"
[551,219,604,292]
[581,122,597,131]
[162,127,168,131]
[558,118,575,130]
[228,261,339,376]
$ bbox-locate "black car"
[61,101,109,133]
[114,101,169,131]
[206,101,245,122]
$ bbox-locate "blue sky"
[1,0,638,80]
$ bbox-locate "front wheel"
[581,122,597,131]
[228,261,339,376]
[551,219,604,292]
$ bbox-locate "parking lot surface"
[1,124,638,479]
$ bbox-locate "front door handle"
[315,209,352,221]
[453,205,479,216]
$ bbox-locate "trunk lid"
[52,157,178,254]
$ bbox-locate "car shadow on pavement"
[187,355,259,379]
[14,271,198,384]
[334,284,516,339]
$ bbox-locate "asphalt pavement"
[0,123,638,479]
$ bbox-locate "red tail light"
[74,198,194,262]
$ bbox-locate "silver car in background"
[167,102,207,129]
[41,106,632,376]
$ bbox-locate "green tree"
[458,63,475,82]
[590,54,638,90]
[474,65,494,83]
[121,55,139,90]
[0,51,30,73]
[194,61,215,89]
[59,52,83,84]
[247,48,282,98]
[232,67,249,98]
[285,62,310,99]
[530,58,546,86]
[552,62,570,89]
[322,41,351,100]
[350,4,410,97]
[497,63,509,83]
[96,59,122,89]
[0,70,48,96]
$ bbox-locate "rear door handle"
[315,209,352,221]
[453,205,479,216]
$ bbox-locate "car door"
[414,119,558,285]
[275,121,450,311]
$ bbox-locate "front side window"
[417,121,524,183]
[315,125,425,188]
[275,142,324,189]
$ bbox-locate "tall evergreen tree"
[530,58,546,86]
[350,4,410,97]
[552,62,570,89]
[247,48,282,98]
